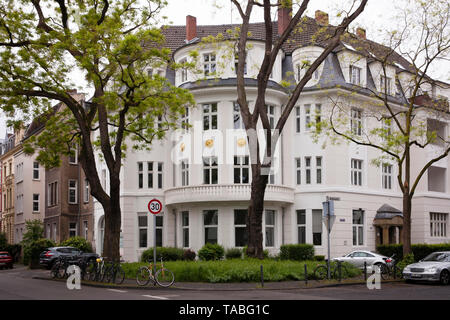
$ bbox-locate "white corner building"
[93,11,450,262]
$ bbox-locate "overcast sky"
[1,0,449,137]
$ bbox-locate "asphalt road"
[1,265,449,301]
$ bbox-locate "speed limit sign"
[148,199,162,215]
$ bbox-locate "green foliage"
[59,236,93,253]
[122,259,362,283]
[279,244,315,261]
[225,248,243,260]
[141,247,185,262]
[198,243,225,261]
[397,253,415,274]
[314,255,325,261]
[0,232,7,249]
[183,249,196,261]
[21,220,44,245]
[23,238,55,268]
[377,243,450,262]
[242,246,269,259]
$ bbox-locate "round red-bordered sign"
[148,199,162,215]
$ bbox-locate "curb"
[32,276,405,291]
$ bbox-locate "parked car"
[402,251,450,285]
[333,250,394,271]
[39,246,99,269]
[0,251,13,269]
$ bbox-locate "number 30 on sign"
[148,199,162,215]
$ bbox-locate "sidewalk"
[27,266,403,291]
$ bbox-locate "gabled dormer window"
[349,65,361,85]
[380,75,392,95]
[234,54,247,75]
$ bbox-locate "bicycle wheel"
[85,261,96,281]
[102,265,114,283]
[314,265,328,280]
[377,264,390,280]
[333,264,348,280]
[50,261,61,279]
[114,266,125,285]
[155,268,174,287]
[136,266,151,286]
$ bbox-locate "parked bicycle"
[314,260,349,280]
[136,258,174,287]
[50,255,70,279]
[86,256,108,282]
[375,254,400,280]
[102,259,125,285]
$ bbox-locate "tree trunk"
[102,179,122,262]
[402,193,412,257]
[246,168,268,259]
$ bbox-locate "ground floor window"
[182,211,189,248]
[265,210,275,247]
[430,212,448,238]
[234,209,248,247]
[312,209,322,246]
[353,209,364,246]
[138,214,148,248]
[204,210,218,244]
[69,222,77,238]
[297,210,306,244]
[156,215,163,247]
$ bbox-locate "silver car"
[333,250,394,270]
[402,251,450,285]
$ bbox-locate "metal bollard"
[304,264,308,286]
[364,261,367,282]
[338,261,342,282]
[260,265,264,288]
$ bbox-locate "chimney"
[315,10,329,26]
[278,3,292,35]
[356,27,366,40]
[186,15,197,42]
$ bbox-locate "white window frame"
[380,75,392,95]
[203,157,218,185]
[181,211,189,248]
[48,181,58,207]
[157,162,163,189]
[234,54,247,75]
[180,58,188,82]
[138,213,148,248]
[181,106,189,132]
[297,209,306,244]
[68,179,78,204]
[305,104,311,131]
[305,156,311,184]
[69,144,78,164]
[147,162,153,188]
[316,156,322,184]
[83,220,88,239]
[264,210,276,248]
[203,103,218,130]
[234,209,248,247]
[349,65,361,85]
[233,102,245,130]
[382,163,393,190]
[351,159,363,186]
[312,209,323,246]
[203,210,218,245]
[295,106,301,133]
[32,193,39,212]
[33,162,40,180]
[138,162,143,189]
[69,222,77,238]
[352,209,365,246]
[203,53,216,76]
[181,160,189,187]
[155,215,163,247]
[233,156,250,184]
[430,212,448,238]
[84,179,90,203]
[295,158,301,185]
[351,108,362,136]
[266,105,275,129]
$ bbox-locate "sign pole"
[148,198,163,275]
[153,214,157,274]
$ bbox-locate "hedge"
[59,236,93,253]
[141,247,185,262]
[376,243,450,262]
[279,244,315,261]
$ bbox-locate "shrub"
[141,247,184,262]
[183,249,196,261]
[225,248,243,259]
[242,246,269,259]
[59,236,93,253]
[23,238,55,268]
[396,253,415,273]
[279,244,315,261]
[314,255,325,261]
[376,243,450,262]
[0,232,7,249]
[198,243,225,261]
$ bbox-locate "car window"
[56,248,67,253]
[365,253,375,257]
[423,252,450,262]
[353,252,364,257]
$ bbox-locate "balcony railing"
[164,184,294,205]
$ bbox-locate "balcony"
[164,184,294,205]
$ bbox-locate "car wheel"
[439,270,449,285]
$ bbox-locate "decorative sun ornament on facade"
[205,139,214,148]
[180,142,186,152]
[237,138,247,147]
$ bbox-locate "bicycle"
[86,256,107,282]
[314,260,349,280]
[374,254,401,280]
[50,256,69,279]
[102,260,125,285]
[136,258,174,287]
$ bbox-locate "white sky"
[1,0,449,137]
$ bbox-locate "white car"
[403,251,450,285]
[333,250,394,271]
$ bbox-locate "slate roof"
[375,204,403,220]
